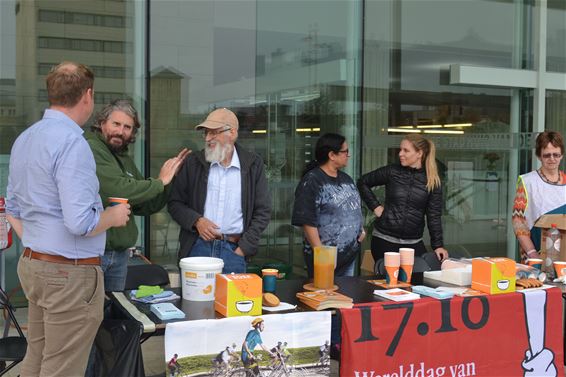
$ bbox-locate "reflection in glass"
[0,0,143,304]
[363,0,534,259]
[150,1,362,274]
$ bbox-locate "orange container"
[313,246,336,289]
[471,257,516,294]
[214,273,262,317]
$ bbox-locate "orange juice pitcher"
[314,246,337,289]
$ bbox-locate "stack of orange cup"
[399,248,415,283]
[384,252,401,285]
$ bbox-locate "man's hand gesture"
[158,148,190,185]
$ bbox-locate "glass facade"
[547,0,566,72]
[149,1,362,272]
[362,0,532,260]
[0,0,145,304]
[1,0,565,300]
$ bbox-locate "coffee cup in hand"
[108,197,128,206]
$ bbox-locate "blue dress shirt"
[6,109,105,258]
[204,148,244,234]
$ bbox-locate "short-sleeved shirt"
[241,329,262,362]
[292,167,363,269]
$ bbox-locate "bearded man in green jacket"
[85,99,189,292]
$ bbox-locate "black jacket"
[168,143,271,261]
[357,163,444,250]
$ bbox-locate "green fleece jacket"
[85,130,171,252]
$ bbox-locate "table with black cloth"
[108,274,566,377]
[108,276,380,338]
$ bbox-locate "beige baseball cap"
[195,108,239,130]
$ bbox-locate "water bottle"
[0,197,12,250]
[545,223,561,279]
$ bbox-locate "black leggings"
[370,236,427,262]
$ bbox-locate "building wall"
[1,0,566,295]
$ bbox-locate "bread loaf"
[263,292,280,307]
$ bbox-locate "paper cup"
[553,261,566,278]
[527,258,543,270]
[262,268,278,293]
[108,197,128,206]
[398,248,414,283]
[399,248,415,264]
[384,252,400,285]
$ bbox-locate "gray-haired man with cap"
[168,108,271,272]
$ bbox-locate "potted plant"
[483,152,500,191]
[483,152,500,171]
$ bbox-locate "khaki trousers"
[17,254,104,377]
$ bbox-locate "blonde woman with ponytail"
[357,134,448,264]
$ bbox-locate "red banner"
[340,288,564,377]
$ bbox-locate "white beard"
[205,142,233,163]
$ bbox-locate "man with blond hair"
[168,108,270,272]
[6,61,130,376]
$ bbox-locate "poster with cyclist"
[165,312,331,377]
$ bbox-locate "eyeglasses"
[541,153,563,159]
[203,126,231,138]
[337,149,350,156]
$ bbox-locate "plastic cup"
[384,252,401,285]
[313,246,337,289]
[553,261,566,278]
[262,268,278,293]
[108,197,128,206]
[527,258,543,270]
[399,248,415,283]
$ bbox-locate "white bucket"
[179,257,224,301]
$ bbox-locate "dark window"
[38,89,126,104]
[38,10,64,23]
[38,63,129,79]
[38,37,128,53]
[38,9,126,28]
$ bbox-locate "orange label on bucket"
[185,271,197,279]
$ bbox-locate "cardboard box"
[214,273,262,317]
[360,250,375,276]
[423,266,472,286]
[535,214,566,271]
[471,257,516,294]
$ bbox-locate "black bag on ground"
[91,319,145,377]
